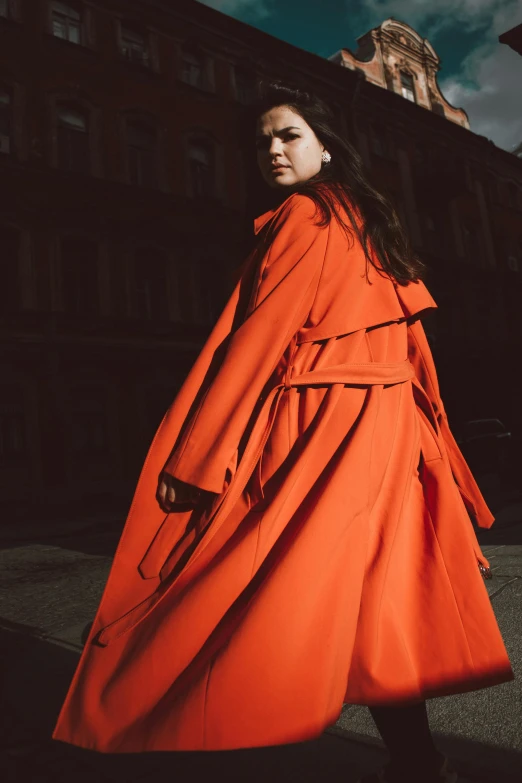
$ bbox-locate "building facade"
[1,0,521,522]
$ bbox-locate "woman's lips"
[271,165,288,173]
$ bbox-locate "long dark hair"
[252,80,425,285]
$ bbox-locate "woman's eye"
[284,134,298,141]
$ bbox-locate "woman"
[53,82,513,782]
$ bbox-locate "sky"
[197,0,522,153]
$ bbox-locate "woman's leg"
[369,701,445,777]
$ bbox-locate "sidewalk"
[2,484,521,781]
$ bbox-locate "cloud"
[440,45,522,152]
[348,0,522,152]
[348,0,515,39]
[196,0,274,20]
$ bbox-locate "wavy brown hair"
[251,80,425,285]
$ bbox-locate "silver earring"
[321,150,331,164]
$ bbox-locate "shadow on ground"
[477,524,522,546]
[0,521,123,557]
[1,625,522,783]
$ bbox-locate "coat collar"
[253,193,296,235]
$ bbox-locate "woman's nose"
[269,137,283,156]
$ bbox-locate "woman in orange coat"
[53,82,513,782]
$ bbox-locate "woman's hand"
[156,472,203,513]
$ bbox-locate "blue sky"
[198,0,522,153]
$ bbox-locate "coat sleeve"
[407,316,495,528]
[161,195,328,495]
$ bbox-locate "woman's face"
[255,105,327,190]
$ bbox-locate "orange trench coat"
[53,192,513,753]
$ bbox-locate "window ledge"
[176,77,218,99]
[0,19,20,27]
[117,55,160,76]
[45,32,96,55]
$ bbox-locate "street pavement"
[1,486,521,782]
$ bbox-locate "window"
[51,2,82,44]
[431,101,445,118]
[132,247,169,320]
[0,385,27,465]
[368,124,394,160]
[487,176,500,204]
[400,71,415,102]
[57,104,90,173]
[421,210,448,256]
[0,226,20,312]
[234,68,257,104]
[119,24,150,67]
[0,0,17,20]
[188,137,215,198]
[126,121,158,188]
[0,88,11,154]
[507,182,518,209]
[60,237,99,315]
[181,50,206,89]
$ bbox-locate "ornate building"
[499,22,522,55]
[329,18,469,129]
[1,1,521,523]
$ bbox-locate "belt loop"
[283,340,298,391]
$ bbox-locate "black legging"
[369,701,443,774]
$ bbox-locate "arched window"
[60,236,99,315]
[400,71,416,103]
[187,136,216,199]
[0,87,11,154]
[56,103,90,172]
[0,226,20,312]
[125,120,158,188]
[132,246,169,320]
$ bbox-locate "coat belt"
[98,359,416,646]
[138,360,416,581]
[201,359,417,549]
